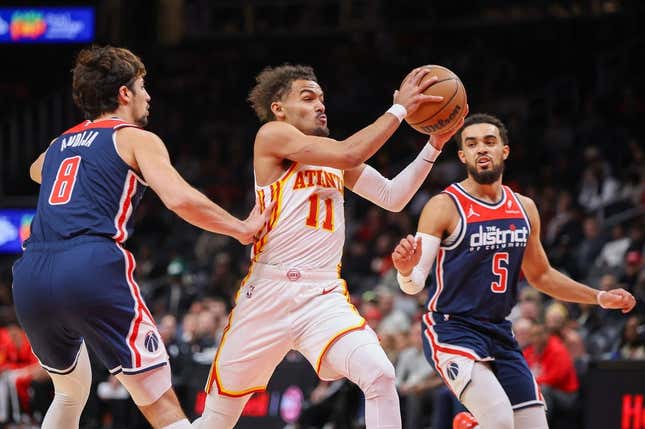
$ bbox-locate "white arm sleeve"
[351,143,441,212]
[397,232,441,295]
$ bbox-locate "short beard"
[311,126,330,137]
[467,161,504,184]
[135,115,149,128]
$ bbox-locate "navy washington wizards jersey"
[29,119,146,244]
[426,183,531,321]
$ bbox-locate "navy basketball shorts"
[422,312,544,411]
[12,236,167,375]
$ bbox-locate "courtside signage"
[0,7,94,43]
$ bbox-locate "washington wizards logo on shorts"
[446,361,459,381]
[144,331,160,353]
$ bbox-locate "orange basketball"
[404,65,467,135]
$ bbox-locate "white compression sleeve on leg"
[513,405,548,429]
[162,418,191,429]
[397,232,441,295]
[42,343,92,429]
[351,143,441,212]
[460,362,514,429]
[192,391,252,429]
[322,329,401,429]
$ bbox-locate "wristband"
[386,104,407,122]
[397,271,412,283]
[597,291,609,308]
[421,142,441,163]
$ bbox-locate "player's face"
[129,77,151,127]
[276,80,329,137]
[458,123,509,185]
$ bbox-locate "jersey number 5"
[305,194,334,231]
[491,252,509,293]
[48,156,81,205]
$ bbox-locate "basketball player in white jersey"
[191,65,465,429]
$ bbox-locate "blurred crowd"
[1,3,644,428]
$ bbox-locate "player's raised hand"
[428,104,469,151]
[598,288,637,313]
[392,234,422,275]
[237,201,275,245]
[394,68,444,116]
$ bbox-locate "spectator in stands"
[523,322,579,426]
[513,317,534,350]
[575,216,606,280]
[611,315,645,360]
[396,320,442,429]
[0,309,49,424]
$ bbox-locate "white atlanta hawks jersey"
[251,162,346,270]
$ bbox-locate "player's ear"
[271,101,285,120]
[503,144,510,160]
[117,85,132,106]
[457,148,466,164]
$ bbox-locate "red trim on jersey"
[422,313,479,398]
[444,184,525,223]
[429,249,445,311]
[62,119,139,135]
[121,248,144,368]
[114,172,138,243]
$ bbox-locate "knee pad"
[116,364,172,406]
[347,343,396,398]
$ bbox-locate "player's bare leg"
[117,365,191,428]
[321,329,401,428]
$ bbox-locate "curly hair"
[248,64,318,122]
[72,45,146,119]
[454,113,509,149]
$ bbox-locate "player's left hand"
[238,201,276,245]
[428,104,469,151]
[598,288,637,313]
[392,234,422,275]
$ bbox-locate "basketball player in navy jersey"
[11,46,269,429]
[391,113,635,429]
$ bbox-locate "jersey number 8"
[48,156,81,205]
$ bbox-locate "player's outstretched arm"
[255,68,443,170]
[345,108,467,212]
[519,194,636,313]
[120,127,268,244]
[392,194,454,294]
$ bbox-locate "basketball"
[404,65,467,135]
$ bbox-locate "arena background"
[0,1,644,428]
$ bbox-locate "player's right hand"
[392,234,422,276]
[394,67,444,116]
[237,201,275,245]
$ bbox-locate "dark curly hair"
[248,64,318,122]
[72,45,146,119]
[454,113,509,149]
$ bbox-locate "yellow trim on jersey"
[253,162,298,257]
[205,266,267,396]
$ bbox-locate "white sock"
[163,418,191,428]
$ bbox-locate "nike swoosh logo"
[321,286,339,295]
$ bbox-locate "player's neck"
[94,109,132,124]
[461,178,503,203]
